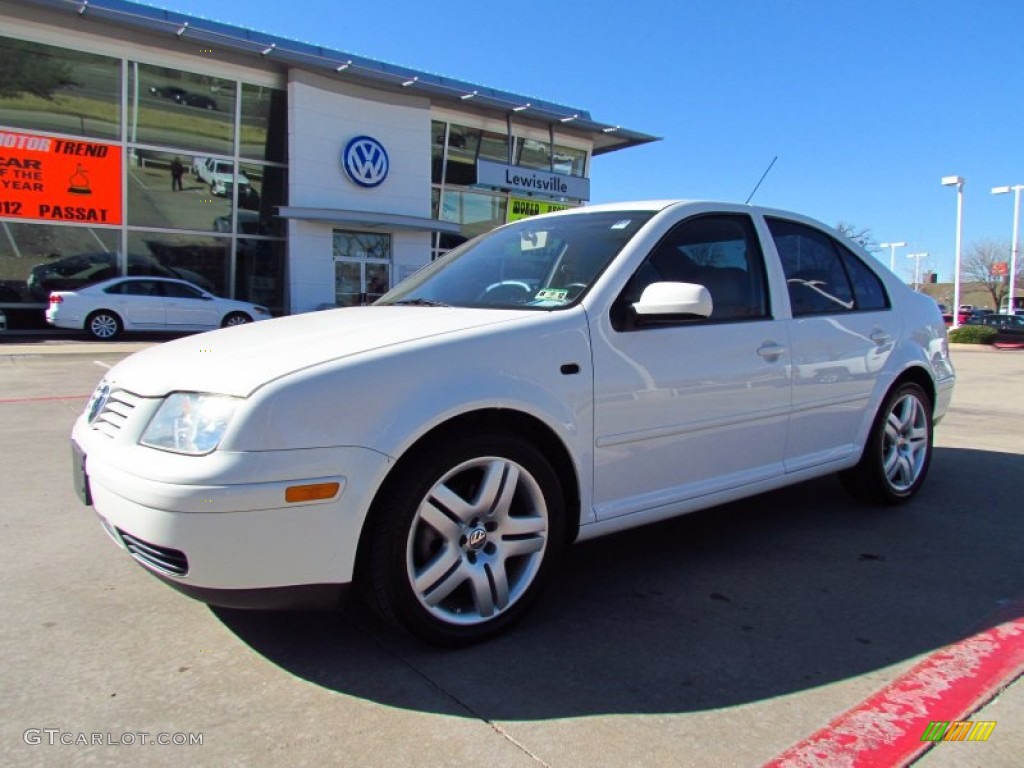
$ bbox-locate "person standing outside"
[170,157,184,191]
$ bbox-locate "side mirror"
[633,282,713,318]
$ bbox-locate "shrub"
[948,325,998,344]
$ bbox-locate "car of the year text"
[71,200,956,645]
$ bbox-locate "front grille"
[92,389,142,438]
[117,529,189,575]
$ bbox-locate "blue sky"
[159,0,1023,283]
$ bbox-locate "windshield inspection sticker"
[536,289,569,302]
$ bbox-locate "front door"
[590,213,791,520]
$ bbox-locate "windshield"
[378,210,656,309]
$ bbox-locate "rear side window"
[766,218,889,315]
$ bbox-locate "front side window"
[380,210,655,310]
[767,218,889,315]
[619,214,770,323]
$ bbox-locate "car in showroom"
[71,201,955,645]
[47,276,271,339]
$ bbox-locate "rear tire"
[86,310,122,341]
[840,381,933,505]
[365,432,565,646]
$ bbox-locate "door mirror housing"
[633,282,713,318]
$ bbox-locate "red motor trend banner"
[0,129,122,225]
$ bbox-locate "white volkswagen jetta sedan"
[72,201,955,645]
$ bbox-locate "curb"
[763,606,1024,767]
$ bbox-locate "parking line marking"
[94,360,112,369]
[763,607,1024,767]
[0,394,89,404]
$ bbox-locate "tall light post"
[991,184,1022,314]
[942,176,965,327]
[880,241,907,272]
[907,252,928,290]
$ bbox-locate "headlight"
[140,393,242,455]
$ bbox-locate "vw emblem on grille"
[342,135,389,188]
[87,382,110,424]
[467,528,488,550]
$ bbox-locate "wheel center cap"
[466,527,488,550]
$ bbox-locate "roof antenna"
[745,155,777,204]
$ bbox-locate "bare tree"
[961,239,1018,310]
[835,222,880,254]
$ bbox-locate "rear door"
[763,217,896,472]
[103,279,166,328]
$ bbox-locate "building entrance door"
[333,230,392,306]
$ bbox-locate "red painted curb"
[0,394,89,404]
[763,612,1024,768]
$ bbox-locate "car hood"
[106,306,532,398]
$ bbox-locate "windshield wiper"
[389,298,451,307]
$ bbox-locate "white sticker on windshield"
[536,289,569,301]
[610,220,633,230]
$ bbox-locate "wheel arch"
[85,308,123,337]
[353,407,583,587]
[891,363,937,412]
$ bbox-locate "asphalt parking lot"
[1,338,1021,767]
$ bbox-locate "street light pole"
[942,176,965,328]
[992,184,1022,314]
[880,241,907,272]
[907,252,928,290]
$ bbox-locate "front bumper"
[73,412,393,608]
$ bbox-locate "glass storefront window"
[129,63,236,156]
[439,190,506,240]
[445,124,480,186]
[127,150,232,231]
[431,121,446,184]
[0,36,120,141]
[234,238,285,313]
[0,222,119,303]
[127,231,230,297]
[240,84,287,163]
[238,163,287,236]
[515,140,586,177]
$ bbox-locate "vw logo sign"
[87,382,110,424]
[342,135,389,188]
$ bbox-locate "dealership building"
[0,0,656,326]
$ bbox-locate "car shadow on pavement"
[213,445,1024,720]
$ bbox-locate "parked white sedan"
[71,201,955,645]
[47,276,271,339]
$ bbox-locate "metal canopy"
[19,0,660,155]
[277,207,462,234]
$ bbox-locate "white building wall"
[286,70,433,312]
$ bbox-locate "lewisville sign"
[476,159,590,201]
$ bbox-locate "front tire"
[366,433,565,646]
[221,312,251,327]
[86,310,122,341]
[841,381,933,505]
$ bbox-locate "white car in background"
[71,200,954,645]
[47,276,271,340]
[192,157,251,198]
